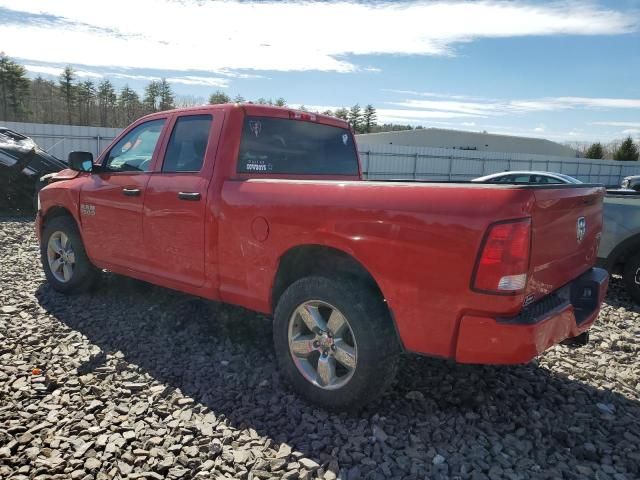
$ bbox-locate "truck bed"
[220,178,605,358]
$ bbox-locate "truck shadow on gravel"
[35,275,640,478]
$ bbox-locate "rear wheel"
[41,216,99,293]
[273,276,400,411]
[623,252,640,304]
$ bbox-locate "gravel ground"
[1,218,639,480]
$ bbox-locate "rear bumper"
[455,267,609,364]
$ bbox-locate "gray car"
[599,190,640,302]
[472,171,582,184]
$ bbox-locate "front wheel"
[40,216,100,293]
[273,276,400,411]
[623,252,640,304]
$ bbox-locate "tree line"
[209,90,390,133]
[0,55,179,128]
[0,55,387,133]
[582,139,639,161]
[0,54,637,157]
[0,54,411,134]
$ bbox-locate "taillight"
[472,218,531,294]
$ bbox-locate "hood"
[41,168,80,183]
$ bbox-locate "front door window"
[104,119,166,172]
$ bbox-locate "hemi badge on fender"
[80,204,95,216]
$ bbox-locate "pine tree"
[275,97,286,107]
[118,85,141,125]
[585,142,604,159]
[143,81,161,113]
[76,81,96,125]
[59,66,76,124]
[97,80,117,127]
[209,90,230,104]
[334,107,348,120]
[362,104,377,133]
[29,76,57,124]
[322,109,334,116]
[158,79,174,111]
[348,104,362,132]
[614,137,639,161]
[0,56,30,121]
[233,94,245,103]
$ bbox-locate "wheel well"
[41,206,75,232]
[272,245,384,310]
[608,233,640,274]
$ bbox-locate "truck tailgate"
[527,186,604,299]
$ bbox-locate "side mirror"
[68,151,94,172]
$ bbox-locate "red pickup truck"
[36,104,609,409]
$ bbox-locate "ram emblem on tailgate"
[576,216,586,243]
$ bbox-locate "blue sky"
[1,0,639,143]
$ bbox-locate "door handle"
[178,192,201,201]
[122,188,141,197]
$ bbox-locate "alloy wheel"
[287,300,358,390]
[47,231,75,283]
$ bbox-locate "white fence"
[358,144,640,187]
[1,121,120,161]
[2,121,639,186]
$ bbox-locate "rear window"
[237,116,358,175]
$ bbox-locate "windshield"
[237,116,358,175]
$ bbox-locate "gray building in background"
[356,128,578,157]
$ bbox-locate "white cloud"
[165,76,228,88]
[388,94,640,118]
[592,121,640,128]
[24,64,229,88]
[2,0,636,73]
[553,97,640,109]
[24,64,103,79]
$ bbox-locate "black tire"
[273,276,400,411]
[40,216,100,294]
[623,252,640,304]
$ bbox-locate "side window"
[512,175,531,183]
[534,175,552,184]
[105,119,165,172]
[162,115,212,173]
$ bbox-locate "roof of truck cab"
[135,103,351,129]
